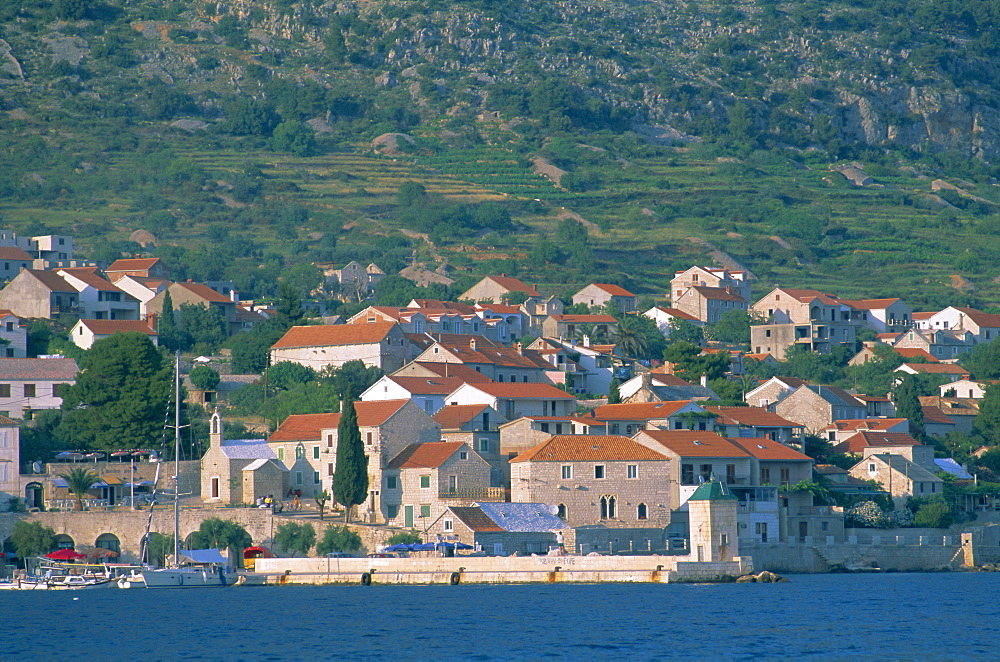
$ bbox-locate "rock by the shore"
[737,571,789,583]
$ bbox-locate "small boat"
[139,549,238,589]
[0,574,115,590]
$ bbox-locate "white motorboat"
[0,575,115,590]
[139,549,238,589]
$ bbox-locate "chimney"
[516,342,523,355]
[700,374,708,388]
[641,372,652,390]
[501,273,506,278]
[230,290,240,303]
[583,334,591,348]
[469,338,477,351]
[147,313,158,331]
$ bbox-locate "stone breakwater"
[249,554,754,586]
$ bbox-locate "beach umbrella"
[383,543,414,552]
[45,549,86,560]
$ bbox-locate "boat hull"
[140,568,239,588]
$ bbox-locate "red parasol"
[45,548,86,560]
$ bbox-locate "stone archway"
[24,482,43,510]
[54,534,75,550]
[95,533,121,554]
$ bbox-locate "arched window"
[295,446,304,459]
[637,503,648,520]
[557,504,567,520]
[54,534,75,550]
[600,495,617,520]
[95,533,121,554]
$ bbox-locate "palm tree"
[60,467,99,511]
[614,316,649,359]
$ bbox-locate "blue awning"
[180,549,227,564]
[52,478,69,488]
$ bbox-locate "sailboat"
[132,353,239,589]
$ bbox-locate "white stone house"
[0,310,27,358]
[838,298,913,334]
[572,283,638,314]
[671,266,752,307]
[411,335,550,383]
[57,268,140,320]
[444,382,577,420]
[0,414,20,510]
[925,306,1000,343]
[850,453,943,506]
[200,412,276,504]
[643,306,703,337]
[591,400,716,436]
[113,275,170,317]
[433,404,508,486]
[360,375,469,415]
[460,275,541,304]
[270,322,414,373]
[69,319,158,350]
[941,379,991,399]
[0,357,78,419]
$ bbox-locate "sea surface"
[4,573,999,661]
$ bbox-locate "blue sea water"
[4,573,999,661]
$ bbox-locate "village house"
[498,415,610,469]
[821,418,910,443]
[31,235,74,263]
[924,306,1000,343]
[348,304,507,342]
[270,322,414,373]
[391,360,494,384]
[617,372,719,403]
[837,298,913,334]
[444,382,576,420]
[854,394,897,417]
[360,374,470,415]
[425,502,571,556]
[147,281,238,333]
[0,246,33,281]
[591,400,716,436]
[460,274,541,304]
[69,319,158,350]
[774,384,868,434]
[541,314,619,342]
[572,283,638,314]
[267,400,441,523]
[705,406,805,444]
[434,404,508,485]
[751,288,858,360]
[510,435,673,527]
[850,453,943,505]
[0,357,77,419]
[940,379,992,399]
[472,303,528,341]
[410,335,550,383]
[316,261,385,302]
[0,310,27,357]
[674,286,748,324]
[382,441,498,528]
[519,294,564,334]
[671,266,752,307]
[643,306,703,337]
[0,269,81,319]
[892,327,974,360]
[112,275,170,317]
[200,412,280,505]
[830,430,926,457]
[105,257,171,282]
[894,362,969,383]
[527,337,616,395]
[743,376,808,409]
[849,344,938,366]
[57,267,140,320]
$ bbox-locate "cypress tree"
[607,378,621,404]
[332,398,368,523]
[893,374,924,434]
[157,289,184,351]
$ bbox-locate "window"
[386,505,399,520]
[637,503,648,520]
[760,468,771,484]
[700,464,712,481]
[720,533,729,546]
[420,505,431,517]
[682,464,694,485]
[780,468,790,485]
[561,465,573,480]
[627,465,638,479]
[295,471,303,485]
[459,451,468,460]
[278,448,284,461]
[821,521,829,531]
[478,439,490,452]
[328,463,334,476]
[540,423,549,433]
[557,504,567,520]
[448,475,457,492]
[24,384,35,397]
[674,421,683,430]
[326,434,334,448]
[594,465,606,479]
[312,446,320,460]
[726,464,736,484]
[366,432,373,445]
[868,463,877,473]
[444,519,454,532]
[600,495,617,519]
[314,471,320,484]
[386,475,397,489]
[0,384,9,398]
[420,475,431,488]
[295,446,304,459]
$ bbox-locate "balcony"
[439,487,506,501]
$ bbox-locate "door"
[211,477,220,499]
[799,521,808,541]
[493,543,504,556]
[759,522,768,543]
[404,505,413,528]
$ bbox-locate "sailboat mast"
[174,351,181,567]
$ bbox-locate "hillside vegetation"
[3,0,1000,309]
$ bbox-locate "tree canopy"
[274,522,316,557]
[332,399,368,523]
[57,333,173,451]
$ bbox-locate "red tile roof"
[429,336,549,369]
[728,437,812,461]
[387,376,469,395]
[173,282,233,303]
[952,306,1000,329]
[433,404,490,429]
[511,435,666,463]
[272,322,398,349]
[450,506,504,532]
[268,400,411,441]
[823,418,908,432]
[26,269,73,291]
[636,430,749,457]
[921,407,956,426]
[107,258,161,272]
[403,362,494,383]
[775,288,842,306]
[894,348,938,362]
[911,312,935,321]
[900,363,969,375]
[485,276,540,297]
[706,406,803,428]
[691,286,746,302]
[652,306,699,321]
[78,320,157,336]
[475,303,522,314]
[0,247,31,260]
[59,269,122,292]
[841,298,902,310]
[590,283,636,297]
[592,400,695,420]
[386,441,466,469]
[458,383,575,399]
[833,431,923,454]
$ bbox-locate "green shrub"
[315,526,362,555]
